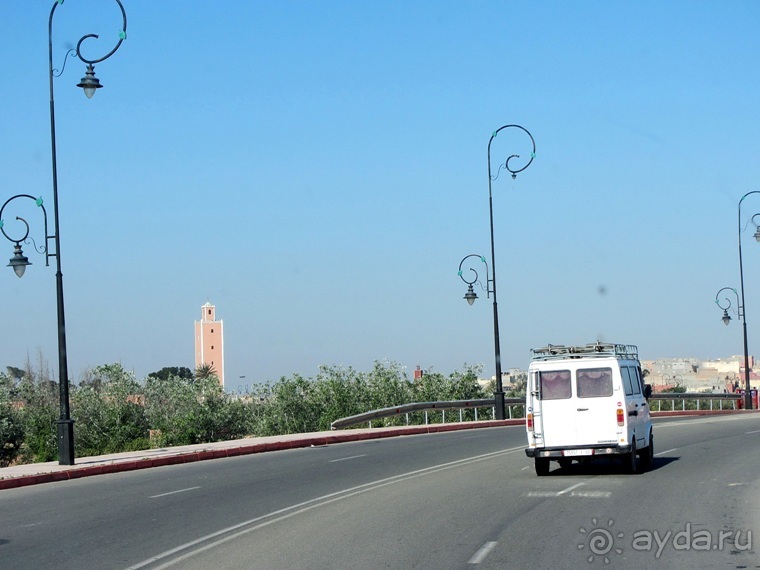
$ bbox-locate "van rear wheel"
[535,457,550,476]
[624,440,638,474]
[639,433,654,471]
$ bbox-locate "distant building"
[641,355,758,392]
[194,302,224,387]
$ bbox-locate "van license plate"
[564,449,593,457]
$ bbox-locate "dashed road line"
[468,541,497,564]
[329,454,367,463]
[654,447,678,457]
[557,482,585,495]
[149,487,201,499]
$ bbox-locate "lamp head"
[754,227,760,243]
[722,309,731,326]
[77,63,102,99]
[464,284,478,305]
[8,244,30,278]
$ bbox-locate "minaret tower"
[194,302,224,387]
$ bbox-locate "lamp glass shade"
[464,285,477,305]
[722,310,731,326]
[8,245,30,278]
[76,64,102,99]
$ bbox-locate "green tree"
[255,374,321,436]
[71,364,149,456]
[6,366,26,382]
[148,367,194,382]
[0,372,24,467]
[15,366,58,463]
[144,373,251,446]
[313,365,366,431]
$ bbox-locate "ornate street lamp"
[459,125,535,420]
[0,196,50,278]
[716,283,753,409]
[715,287,740,327]
[4,0,129,465]
[735,194,760,410]
[458,254,490,306]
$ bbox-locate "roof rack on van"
[530,342,639,361]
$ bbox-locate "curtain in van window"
[540,370,571,400]
[577,368,613,398]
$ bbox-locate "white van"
[524,342,653,475]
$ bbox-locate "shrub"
[71,364,150,456]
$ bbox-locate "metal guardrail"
[649,392,741,412]
[330,393,743,429]
[330,398,525,429]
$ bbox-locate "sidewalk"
[0,420,517,490]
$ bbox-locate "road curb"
[0,420,519,490]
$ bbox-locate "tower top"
[201,302,216,321]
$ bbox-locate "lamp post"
[459,125,535,420]
[3,1,128,465]
[716,284,753,409]
[735,193,760,410]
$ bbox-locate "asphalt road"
[1,415,759,569]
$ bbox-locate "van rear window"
[577,368,613,398]
[539,370,571,400]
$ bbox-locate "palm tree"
[194,363,217,381]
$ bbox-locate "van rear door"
[573,366,620,446]
[535,368,576,447]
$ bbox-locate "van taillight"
[527,413,534,431]
[616,408,625,426]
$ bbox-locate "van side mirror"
[644,384,652,399]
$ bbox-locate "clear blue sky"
[2,1,760,389]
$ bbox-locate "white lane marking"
[525,489,609,498]
[525,483,614,499]
[654,448,678,457]
[468,541,497,564]
[745,429,760,434]
[125,446,526,570]
[557,482,585,495]
[329,454,367,463]
[572,491,611,498]
[149,487,201,499]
